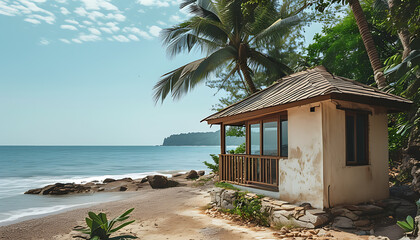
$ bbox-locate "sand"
[0,179,400,240]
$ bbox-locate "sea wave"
[0,202,95,224]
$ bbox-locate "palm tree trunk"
[239,63,257,94]
[349,0,387,89]
[388,0,412,59]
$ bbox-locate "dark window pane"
[263,122,278,156]
[281,120,288,157]
[346,115,355,164]
[250,124,260,155]
[356,114,367,165]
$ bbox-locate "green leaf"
[406,215,414,229]
[109,220,135,233]
[86,217,93,229]
[88,212,103,224]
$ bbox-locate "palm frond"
[253,15,301,43]
[154,59,204,103]
[189,17,230,44]
[248,49,292,77]
[372,0,389,11]
[180,0,220,21]
[154,46,236,102]
[216,0,242,35]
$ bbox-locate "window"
[263,121,278,156]
[281,120,288,157]
[346,111,368,166]
[250,124,261,155]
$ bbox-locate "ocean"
[0,146,221,226]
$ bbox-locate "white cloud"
[113,35,130,42]
[40,38,50,45]
[88,27,101,35]
[83,20,93,25]
[60,24,78,30]
[148,25,162,37]
[56,0,67,3]
[24,18,41,24]
[60,38,71,44]
[60,7,70,15]
[136,0,170,7]
[123,26,152,40]
[65,19,79,25]
[100,27,113,34]
[80,0,118,11]
[106,37,114,41]
[29,14,55,24]
[169,15,181,23]
[74,7,88,16]
[105,22,119,32]
[72,38,82,43]
[0,2,20,16]
[79,33,101,42]
[128,34,139,41]
[105,13,125,22]
[157,20,166,26]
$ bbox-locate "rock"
[140,177,148,183]
[147,175,179,189]
[332,216,355,229]
[119,186,127,191]
[172,173,182,177]
[354,219,371,227]
[103,178,116,183]
[357,205,384,215]
[395,200,417,220]
[185,170,199,179]
[299,212,330,227]
[119,178,133,182]
[197,170,205,176]
[300,203,312,210]
[221,200,234,210]
[279,204,296,211]
[24,188,42,194]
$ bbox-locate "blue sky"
[0,0,322,145]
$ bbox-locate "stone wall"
[209,187,330,229]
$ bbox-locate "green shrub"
[75,208,136,240]
[214,182,240,190]
[203,154,219,173]
[231,192,269,226]
[397,215,415,233]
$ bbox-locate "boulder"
[147,175,179,189]
[119,178,133,182]
[103,178,116,183]
[24,188,42,194]
[332,216,355,229]
[185,170,199,179]
[119,186,127,191]
[140,177,148,183]
[197,170,205,176]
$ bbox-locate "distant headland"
[162,131,244,146]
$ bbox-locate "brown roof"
[203,66,412,123]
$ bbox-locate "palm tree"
[348,0,387,89]
[153,0,301,102]
[315,0,387,89]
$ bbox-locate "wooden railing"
[219,154,280,191]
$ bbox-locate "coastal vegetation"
[75,208,136,240]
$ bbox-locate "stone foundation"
[209,187,330,228]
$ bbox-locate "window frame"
[345,111,369,166]
[245,113,287,157]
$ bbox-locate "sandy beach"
[0,174,399,240]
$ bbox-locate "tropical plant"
[75,208,136,240]
[314,0,387,89]
[397,215,415,233]
[304,2,399,84]
[153,0,302,102]
[204,154,219,173]
[231,191,269,226]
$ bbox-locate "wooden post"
[220,123,225,181]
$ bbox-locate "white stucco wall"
[321,100,389,207]
[278,103,324,209]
